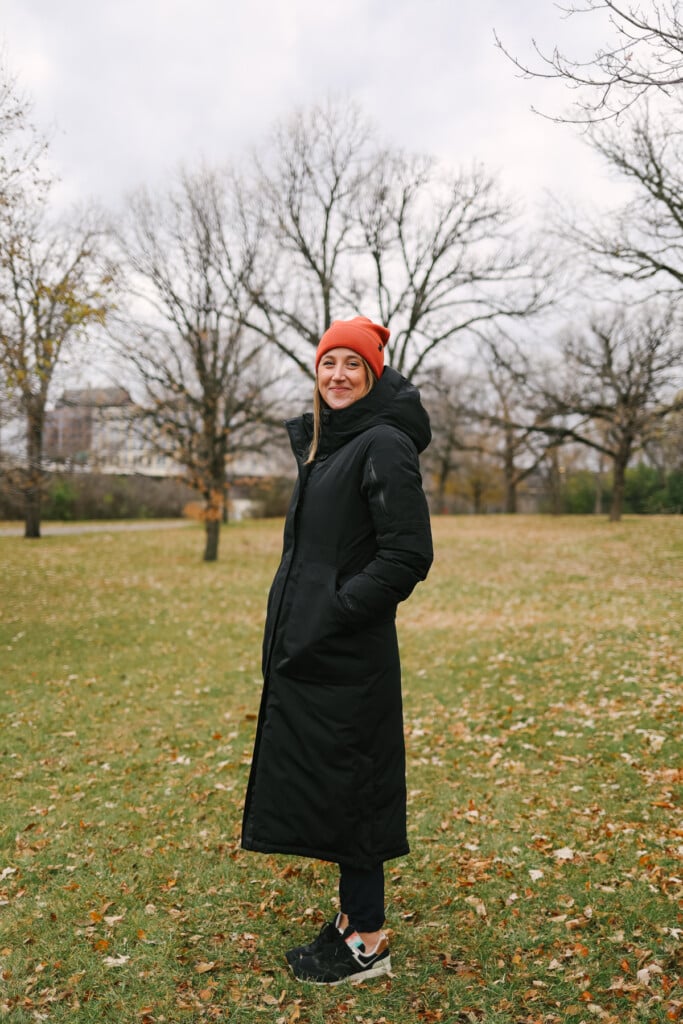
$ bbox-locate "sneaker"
[291,925,391,985]
[285,913,343,966]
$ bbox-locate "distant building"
[44,387,178,476]
[43,386,291,485]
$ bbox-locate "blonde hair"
[305,357,376,464]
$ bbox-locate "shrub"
[0,471,200,521]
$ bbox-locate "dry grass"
[0,515,681,1023]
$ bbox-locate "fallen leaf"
[194,961,217,974]
[464,895,487,918]
[638,964,663,986]
[103,954,130,967]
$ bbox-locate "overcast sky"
[2,0,627,220]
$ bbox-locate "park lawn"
[0,515,681,1024]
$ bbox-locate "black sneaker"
[291,926,391,985]
[285,913,343,966]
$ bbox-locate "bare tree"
[249,99,546,381]
[497,0,683,341]
[0,59,48,214]
[0,366,18,466]
[117,166,279,562]
[473,335,566,513]
[496,5,683,525]
[0,204,113,536]
[454,443,503,515]
[0,62,27,208]
[247,99,376,377]
[495,0,683,123]
[564,104,683,293]
[530,305,683,520]
[358,154,546,378]
[643,401,683,475]
[0,59,45,261]
[422,379,503,513]
[421,367,482,513]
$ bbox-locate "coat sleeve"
[336,428,433,625]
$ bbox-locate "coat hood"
[287,367,432,462]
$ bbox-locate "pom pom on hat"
[315,316,390,380]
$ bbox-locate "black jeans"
[338,862,385,933]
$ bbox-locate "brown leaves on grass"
[439,953,480,979]
[2,518,681,1022]
[399,662,681,1019]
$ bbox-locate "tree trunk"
[204,518,220,561]
[547,448,562,516]
[503,426,517,513]
[436,458,451,514]
[472,480,483,514]
[202,485,223,561]
[610,454,627,522]
[594,454,604,516]
[24,411,44,539]
[24,484,42,539]
[503,478,517,514]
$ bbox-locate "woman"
[241,316,433,984]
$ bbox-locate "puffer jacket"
[241,367,433,869]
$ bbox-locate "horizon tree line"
[1,34,682,556]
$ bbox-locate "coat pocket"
[279,561,346,668]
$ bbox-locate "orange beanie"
[315,316,390,380]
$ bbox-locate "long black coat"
[241,367,433,869]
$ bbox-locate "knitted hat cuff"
[315,317,390,379]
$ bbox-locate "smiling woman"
[306,317,389,464]
[241,315,434,985]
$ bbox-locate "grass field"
[0,516,681,1024]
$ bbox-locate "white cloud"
[1,0,629,213]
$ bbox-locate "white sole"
[297,955,392,985]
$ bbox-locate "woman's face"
[317,347,370,410]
